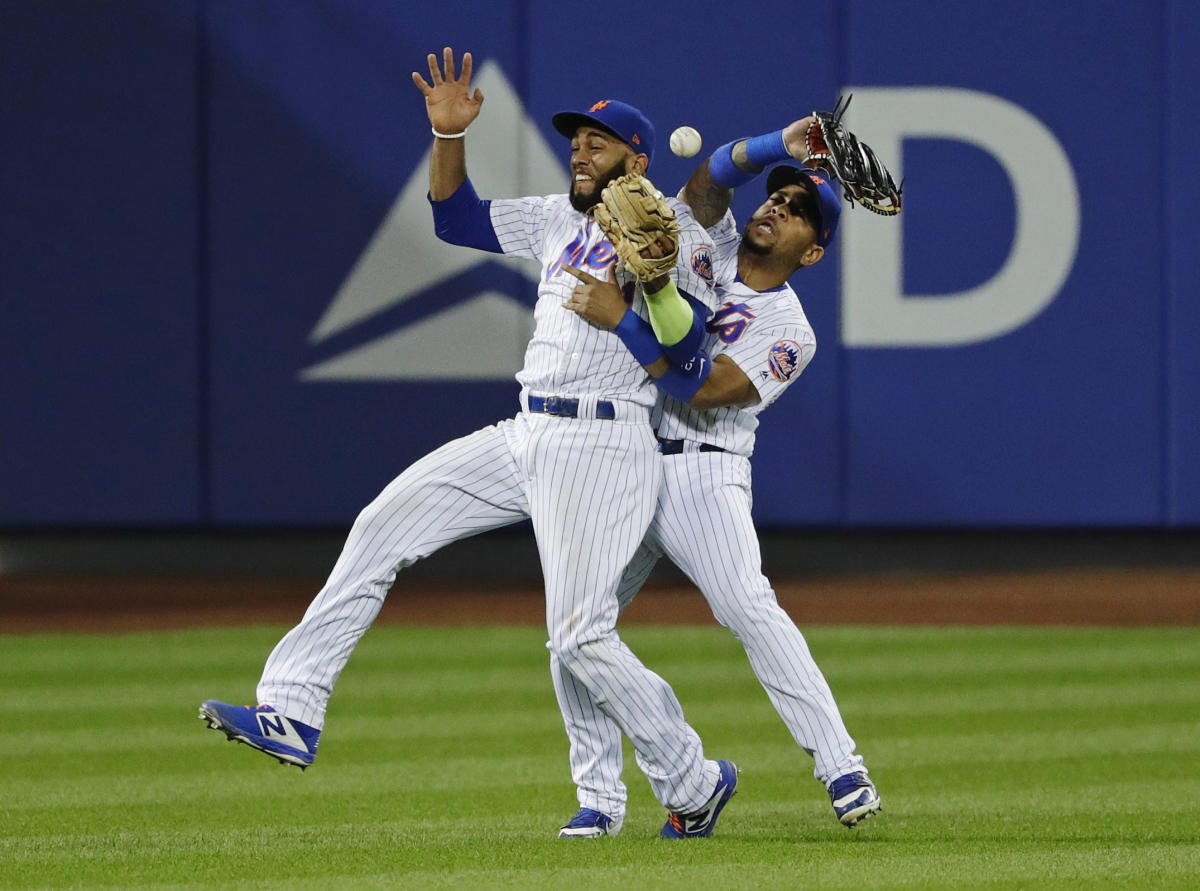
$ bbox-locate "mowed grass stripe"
[2,625,1199,889]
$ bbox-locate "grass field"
[3,623,1199,889]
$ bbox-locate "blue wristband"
[744,129,789,169]
[658,300,705,368]
[614,309,665,366]
[706,139,757,189]
[654,349,713,402]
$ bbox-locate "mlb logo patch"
[691,247,714,285]
[767,340,802,381]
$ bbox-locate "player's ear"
[798,243,825,268]
[627,153,650,176]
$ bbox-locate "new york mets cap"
[766,165,842,247]
[552,99,655,165]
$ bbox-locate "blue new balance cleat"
[828,771,881,827]
[660,760,739,838]
[557,807,623,839]
[198,700,320,768]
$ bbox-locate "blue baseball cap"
[766,165,842,247]
[552,99,655,165]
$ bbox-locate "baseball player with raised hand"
[553,112,900,834]
[199,46,742,840]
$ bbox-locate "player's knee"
[707,584,783,632]
[348,494,398,545]
[548,630,612,672]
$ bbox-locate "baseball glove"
[806,95,903,216]
[592,173,679,281]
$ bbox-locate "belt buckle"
[544,396,565,416]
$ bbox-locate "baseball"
[669,126,702,158]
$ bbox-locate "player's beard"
[740,226,774,257]
[569,158,627,213]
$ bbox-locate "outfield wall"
[3,1,1198,529]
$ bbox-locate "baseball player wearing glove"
[555,114,899,833]
[201,46,742,841]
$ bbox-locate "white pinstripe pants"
[551,449,863,819]
[256,411,718,812]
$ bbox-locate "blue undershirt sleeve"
[428,178,502,252]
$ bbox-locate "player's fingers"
[639,240,664,260]
[643,233,674,258]
[473,88,484,106]
[411,72,431,94]
[426,53,442,85]
[460,51,473,85]
[442,46,456,82]
[562,264,600,285]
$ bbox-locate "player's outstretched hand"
[561,264,626,329]
[412,46,484,136]
[783,115,817,161]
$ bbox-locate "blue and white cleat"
[660,760,739,838]
[828,771,881,827]
[198,700,320,769]
[557,807,623,839]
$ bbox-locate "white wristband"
[432,127,466,139]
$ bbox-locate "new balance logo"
[832,789,869,808]
[257,714,310,752]
[677,811,717,834]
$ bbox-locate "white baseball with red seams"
[669,126,703,158]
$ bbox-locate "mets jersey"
[490,194,717,405]
[651,208,817,454]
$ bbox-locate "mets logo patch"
[691,247,714,285]
[767,339,802,381]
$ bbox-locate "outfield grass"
[2,623,1198,889]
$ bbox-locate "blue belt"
[527,395,616,420]
[658,438,726,455]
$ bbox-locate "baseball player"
[552,119,882,836]
[199,47,741,839]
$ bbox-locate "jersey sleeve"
[668,199,719,312]
[706,209,742,287]
[706,208,739,252]
[721,299,817,412]
[489,195,554,261]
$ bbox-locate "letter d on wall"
[841,88,1080,347]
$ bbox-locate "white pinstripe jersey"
[651,208,817,456]
[490,195,718,406]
